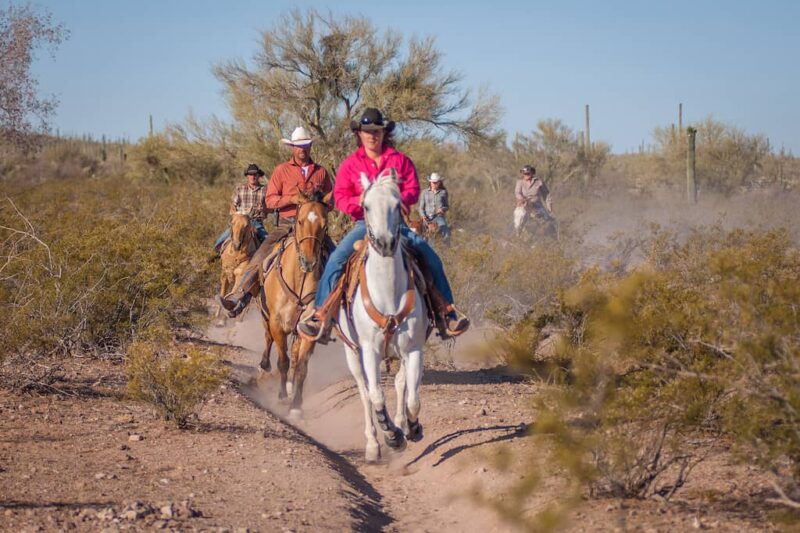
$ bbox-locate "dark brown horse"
[258,191,331,419]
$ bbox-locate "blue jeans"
[315,220,454,307]
[214,219,267,251]
[429,216,451,243]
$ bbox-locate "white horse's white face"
[361,170,402,257]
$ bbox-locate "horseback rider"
[216,127,334,317]
[298,107,470,342]
[515,165,554,221]
[213,164,268,252]
[419,172,451,245]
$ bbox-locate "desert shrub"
[492,226,800,526]
[0,176,225,388]
[512,119,610,192]
[126,337,228,427]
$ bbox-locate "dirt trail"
[209,311,530,532]
[210,309,778,533]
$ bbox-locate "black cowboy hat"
[244,163,265,177]
[350,108,396,133]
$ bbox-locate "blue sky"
[30,0,800,153]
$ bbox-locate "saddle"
[333,238,436,352]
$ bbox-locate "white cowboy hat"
[428,173,443,183]
[281,126,313,147]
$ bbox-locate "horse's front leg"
[394,357,409,435]
[216,272,230,322]
[270,320,290,401]
[363,341,405,451]
[344,345,380,462]
[288,336,315,421]
[404,348,424,442]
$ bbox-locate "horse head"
[361,169,402,257]
[293,190,332,273]
[230,212,252,251]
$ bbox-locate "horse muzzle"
[299,255,317,273]
[372,236,398,257]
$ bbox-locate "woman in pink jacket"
[299,108,469,341]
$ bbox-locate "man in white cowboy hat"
[217,126,334,317]
[419,172,451,244]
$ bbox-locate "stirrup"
[215,293,250,318]
[298,315,332,345]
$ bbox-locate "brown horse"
[216,213,257,324]
[258,191,332,419]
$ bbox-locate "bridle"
[293,201,327,273]
[361,180,401,257]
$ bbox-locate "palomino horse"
[338,170,428,462]
[217,213,258,324]
[259,191,332,419]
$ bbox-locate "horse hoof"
[259,361,271,372]
[384,429,406,451]
[215,319,225,328]
[288,408,303,422]
[277,391,288,401]
[407,421,423,442]
[365,444,381,463]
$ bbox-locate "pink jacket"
[333,146,420,221]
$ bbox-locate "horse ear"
[292,193,307,206]
[359,172,370,192]
[322,191,333,206]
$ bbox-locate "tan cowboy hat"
[281,126,313,147]
[428,173,443,183]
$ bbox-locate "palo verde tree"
[214,9,501,171]
[0,3,68,149]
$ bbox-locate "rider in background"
[419,172,451,245]
[216,127,333,318]
[298,108,469,341]
[515,164,554,222]
[213,164,268,252]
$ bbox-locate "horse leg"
[363,342,405,451]
[394,357,409,435]
[344,345,380,462]
[270,321,290,401]
[259,310,272,374]
[288,337,315,420]
[215,273,229,322]
[405,348,424,442]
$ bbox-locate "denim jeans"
[315,220,454,307]
[430,216,451,244]
[214,219,267,251]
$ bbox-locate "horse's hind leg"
[259,310,272,374]
[345,345,380,463]
[394,357,409,435]
[404,348,424,442]
[288,337,315,420]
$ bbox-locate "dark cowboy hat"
[350,108,395,133]
[244,163,265,177]
[520,165,536,176]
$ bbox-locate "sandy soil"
[0,307,783,532]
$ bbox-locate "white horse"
[338,170,428,463]
[513,205,528,235]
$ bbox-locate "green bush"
[126,337,228,427]
[488,227,800,527]
[0,176,226,388]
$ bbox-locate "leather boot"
[216,269,260,318]
[298,284,343,344]
[428,288,470,338]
